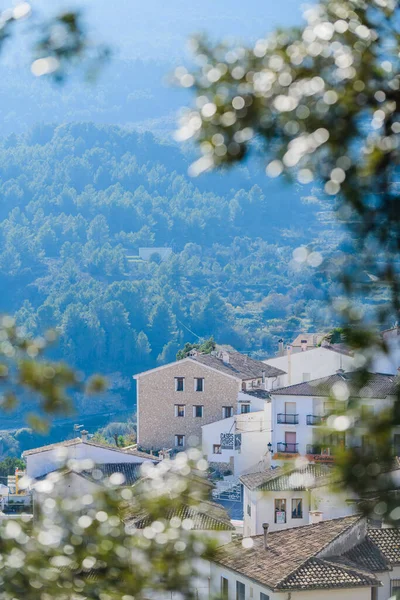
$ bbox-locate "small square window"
[291,498,303,519]
[241,404,250,414]
[260,593,270,600]
[175,435,185,448]
[222,406,233,419]
[193,405,203,418]
[194,377,204,392]
[175,404,185,417]
[213,444,221,454]
[175,377,184,392]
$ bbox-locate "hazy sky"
[31,0,307,61]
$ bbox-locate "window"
[221,577,229,600]
[292,498,303,519]
[302,373,311,382]
[241,404,250,414]
[174,404,185,417]
[175,435,185,447]
[260,594,270,600]
[222,406,233,419]
[275,498,286,523]
[236,581,245,600]
[371,588,377,600]
[213,444,221,454]
[394,434,400,456]
[175,377,184,392]
[391,579,400,595]
[193,405,203,418]
[247,504,251,516]
[194,377,204,392]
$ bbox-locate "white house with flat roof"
[202,389,272,476]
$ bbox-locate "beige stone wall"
[137,360,240,451]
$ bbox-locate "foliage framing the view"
[177,0,400,524]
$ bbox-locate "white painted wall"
[243,485,358,537]
[26,442,149,479]
[202,402,272,476]
[265,347,355,387]
[270,394,316,457]
[210,563,372,600]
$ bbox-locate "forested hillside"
[0,122,342,421]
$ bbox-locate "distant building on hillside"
[287,332,327,354]
[138,247,172,262]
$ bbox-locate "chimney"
[81,430,88,442]
[309,511,323,524]
[301,339,308,352]
[222,351,230,364]
[262,523,269,549]
[278,339,284,356]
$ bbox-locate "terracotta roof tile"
[368,528,400,565]
[341,538,389,572]
[240,464,334,492]
[271,372,396,398]
[278,557,379,590]
[193,352,285,380]
[213,515,362,590]
[124,499,234,531]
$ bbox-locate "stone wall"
[137,359,240,451]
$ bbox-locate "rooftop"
[291,333,327,348]
[240,464,334,492]
[124,498,234,531]
[23,438,160,460]
[213,515,364,591]
[192,351,285,380]
[271,371,396,398]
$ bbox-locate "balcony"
[277,442,298,454]
[306,415,326,426]
[277,413,299,425]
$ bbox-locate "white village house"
[23,431,159,480]
[210,515,400,600]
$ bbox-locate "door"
[285,431,297,453]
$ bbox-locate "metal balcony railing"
[277,413,299,425]
[277,442,298,453]
[306,415,326,426]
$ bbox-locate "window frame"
[291,498,303,519]
[236,581,245,600]
[175,434,185,448]
[193,405,204,418]
[274,498,287,523]
[213,444,222,455]
[221,577,229,600]
[240,404,250,414]
[194,377,204,392]
[222,406,233,419]
[175,377,184,392]
[260,594,270,600]
[174,404,185,418]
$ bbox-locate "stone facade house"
[134,350,285,452]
